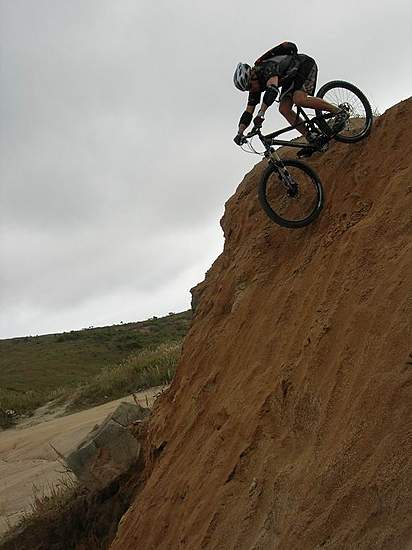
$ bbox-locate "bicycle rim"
[258,160,324,228]
[316,80,373,143]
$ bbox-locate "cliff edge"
[112,99,412,550]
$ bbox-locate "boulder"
[65,401,149,489]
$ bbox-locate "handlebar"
[242,127,273,151]
[244,126,262,139]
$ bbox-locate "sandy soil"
[111,100,412,549]
[0,387,164,536]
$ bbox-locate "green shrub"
[0,386,68,428]
[68,341,181,411]
[0,389,44,422]
[0,407,17,429]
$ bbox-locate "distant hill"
[0,311,191,395]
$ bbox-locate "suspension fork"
[264,147,297,194]
[264,147,289,177]
[264,146,282,166]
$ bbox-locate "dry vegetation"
[0,311,190,427]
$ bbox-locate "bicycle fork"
[265,148,299,198]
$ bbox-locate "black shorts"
[281,56,318,98]
[293,56,318,95]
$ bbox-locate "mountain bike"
[240,80,373,228]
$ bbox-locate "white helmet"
[233,62,251,91]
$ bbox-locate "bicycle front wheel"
[316,80,373,143]
[258,159,324,228]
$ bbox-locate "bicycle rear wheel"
[258,159,324,228]
[315,80,373,143]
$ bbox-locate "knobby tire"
[258,159,324,228]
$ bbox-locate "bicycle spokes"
[317,83,372,140]
[265,165,321,224]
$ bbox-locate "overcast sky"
[1,0,411,339]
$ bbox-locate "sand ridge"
[111,99,412,550]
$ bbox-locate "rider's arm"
[257,76,279,117]
[237,88,260,135]
[238,104,256,135]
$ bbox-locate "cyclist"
[233,42,349,152]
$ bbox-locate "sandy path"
[0,387,165,536]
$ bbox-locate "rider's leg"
[294,89,350,133]
[293,90,339,113]
[278,96,309,137]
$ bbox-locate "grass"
[68,341,181,411]
[0,314,188,545]
[27,476,79,525]
[0,467,139,550]
[0,341,182,427]
[0,310,191,393]
[0,311,191,425]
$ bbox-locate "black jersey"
[247,53,310,107]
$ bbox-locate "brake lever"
[245,127,260,139]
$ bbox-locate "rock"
[65,401,149,489]
[107,401,150,427]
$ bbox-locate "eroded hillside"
[111,99,412,550]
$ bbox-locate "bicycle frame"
[259,105,335,151]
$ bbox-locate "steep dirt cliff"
[111,99,412,550]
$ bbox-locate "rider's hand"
[234,133,245,146]
[253,114,265,128]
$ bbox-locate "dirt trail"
[111,99,412,550]
[0,387,164,536]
